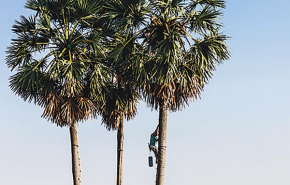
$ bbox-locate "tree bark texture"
[156,106,168,185]
[70,123,81,185]
[117,118,124,185]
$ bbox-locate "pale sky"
[1,0,290,185]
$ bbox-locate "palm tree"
[99,34,141,185]
[140,1,230,184]
[6,0,110,184]
[102,1,148,184]
[98,82,139,185]
[107,0,230,185]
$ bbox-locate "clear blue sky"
[1,1,290,185]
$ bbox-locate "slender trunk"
[156,105,168,185]
[70,123,81,185]
[117,118,124,185]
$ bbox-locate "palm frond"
[189,0,226,10]
[186,5,222,33]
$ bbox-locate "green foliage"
[6,0,230,125]
[6,0,111,127]
[105,0,230,111]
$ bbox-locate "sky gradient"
[1,0,290,185]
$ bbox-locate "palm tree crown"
[138,0,229,110]
[7,0,111,126]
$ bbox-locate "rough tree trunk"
[156,105,168,185]
[70,123,81,185]
[117,118,124,185]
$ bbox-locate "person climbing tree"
[149,125,159,163]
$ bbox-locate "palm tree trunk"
[70,123,81,185]
[117,118,124,185]
[156,105,168,185]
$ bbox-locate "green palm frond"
[189,0,226,10]
[12,15,36,33]
[88,61,111,99]
[105,0,148,31]
[25,0,45,12]
[186,5,222,33]
[8,56,51,104]
[190,34,230,65]
[9,65,42,104]
[109,34,136,63]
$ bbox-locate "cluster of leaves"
[6,0,230,127]
[105,0,230,111]
[7,0,112,126]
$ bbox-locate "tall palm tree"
[107,0,229,185]
[6,0,110,184]
[99,82,139,185]
[102,1,147,184]
[99,34,141,185]
[139,1,230,184]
